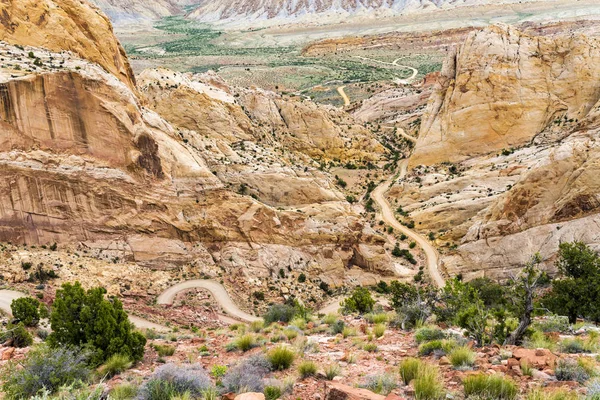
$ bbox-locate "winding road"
[337,86,351,106]
[157,280,260,322]
[353,56,419,85]
[0,163,444,327]
[371,161,445,288]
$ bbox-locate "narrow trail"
[0,164,444,327]
[337,85,351,106]
[371,161,445,288]
[353,56,419,85]
[157,280,260,322]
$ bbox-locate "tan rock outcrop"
[410,24,600,167]
[0,0,136,90]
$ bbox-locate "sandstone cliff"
[386,25,600,280]
[410,24,600,167]
[0,1,397,303]
[0,0,136,90]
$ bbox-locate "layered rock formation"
[0,0,135,90]
[0,0,397,303]
[386,24,600,279]
[410,24,600,167]
[89,0,195,23]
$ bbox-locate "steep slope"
[386,25,600,279]
[187,0,535,28]
[0,0,136,90]
[89,0,195,23]
[0,0,397,306]
[410,24,600,167]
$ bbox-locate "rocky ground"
[1,305,598,399]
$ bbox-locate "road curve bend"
[157,280,260,322]
[371,161,445,288]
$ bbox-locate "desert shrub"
[363,343,378,352]
[360,373,397,395]
[324,364,341,380]
[48,282,146,364]
[449,346,476,369]
[414,364,444,400]
[222,354,272,393]
[2,346,91,398]
[98,354,132,378]
[555,358,591,383]
[29,382,104,400]
[331,320,345,335]
[210,365,227,380]
[342,327,357,338]
[560,338,587,354]
[298,361,317,378]
[138,363,212,400]
[264,385,282,400]
[235,334,256,352]
[373,324,386,338]
[110,383,138,400]
[290,317,306,330]
[533,316,570,333]
[587,378,600,400]
[415,327,446,343]
[323,314,338,325]
[463,374,518,400]
[268,346,295,370]
[263,304,296,325]
[249,320,264,333]
[283,328,299,340]
[11,297,41,326]
[154,344,176,357]
[418,339,455,356]
[521,360,533,377]
[365,313,388,324]
[341,287,375,314]
[1,323,33,348]
[523,330,557,351]
[399,357,422,385]
[525,388,579,400]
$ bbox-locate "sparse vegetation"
[463,374,518,400]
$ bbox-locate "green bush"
[48,282,146,365]
[331,320,345,335]
[449,346,476,369]
[298,360,317,378]
[268,346,295,370]
[110,383,138,400]
[324,364,341,380]
[235,334,256,352]
[264,385,282,400]
[560,338,587,354]
[363,343,378,353]
[360,373,397,395]
[263,304,296,325]
[2,346,91,398]
[555,358,591,383]
[98,354,132,378]
[154,344,176,357]
[341,287,375,314]
[373,324,386,338]
[463,374,518,400]
[11,297,41,326]
[525,388,579,400]
[414,364,444,400]
[1,323,33,348]
[418,339,455,356]
[415,327,446,343]
[399,357,422,385]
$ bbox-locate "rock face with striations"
[410,24,600,167]
[387,25,600,279]
[0,0,395,300]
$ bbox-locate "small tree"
[543,242,600,323]
[11,297,41,327]
[341,287,375,314]
[48,282,146,365]
[504,254,544,345]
